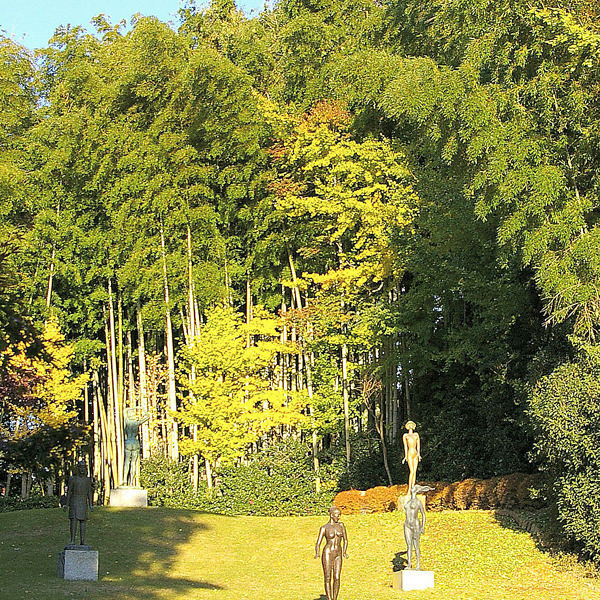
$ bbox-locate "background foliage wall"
[1,0,600,561]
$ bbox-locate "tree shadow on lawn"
[491,508,590,569]
[491,509,553,554]
[91,507,224,597]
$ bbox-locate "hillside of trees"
[2,0,600,560]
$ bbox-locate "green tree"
[174,306,306,491]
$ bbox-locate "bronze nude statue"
[403,484,432,570]
[402,421,421,492]
[315,506,348,600]
[64,460,93,547]
[123,407,150,487]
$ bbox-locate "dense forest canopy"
[2,0,600,559]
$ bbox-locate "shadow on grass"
[392,550,408,572]
[491,508,588,567]
[92,507,224,597]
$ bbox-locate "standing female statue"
[402,421,421,492]
[315,506,348,600]
[123,407,150,487]
[403,484,432,570]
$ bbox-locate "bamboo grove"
[2,0,600,559]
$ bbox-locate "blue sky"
[1,0,267,50]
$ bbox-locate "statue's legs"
[79,520,86,545]
[332,554,343,600]
[414,531,421,570]
[322,550,333,600]
[130,451,140,486]
[408,456,418,491]
[404,525,413,569]
[69,518,77,545]
[123,449,133,486]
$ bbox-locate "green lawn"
[0,507,598,600]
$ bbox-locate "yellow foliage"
[1,319,87,434]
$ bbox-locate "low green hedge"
[141,442,334,516]
[0,494,59,513]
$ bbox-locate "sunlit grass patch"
[0,507,598,600]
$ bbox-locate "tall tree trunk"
[127,331,134,409]
[46,245,55,310]
[401,335,412,420]
[287,249,321,490]
[21,471,29,499]
[45,200,60,311]
[379,399,394,486]
[118,291,125,411]
[341,342,351,468]
[287,246,303,309]
[83,360,90,424]
[205,458,213,493]
[187,227,199,489]
[92,370,102,504]
[97,369,116,494]
[137,304,150,458]
[104,314,119,488]
[161,224,178,461]
[307,361,321,493]
[108,281,123,484]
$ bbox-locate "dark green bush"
[141,454,209,510]
[140,441,334,516]
[0,494,59,513]
[213,441,334,516]
[529,357,600,562]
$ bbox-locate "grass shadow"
[93,506,225,597]
[0,506,227,599]
[492,509,553,552]
[492,508,600,579]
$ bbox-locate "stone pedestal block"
[392,569,434,591]
[57,547,98,581]
[109,486,148,507]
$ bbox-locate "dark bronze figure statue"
[402,420,421,492]
[64,460,93,546]
[315,506,348,600]
[123,407,150,487]
[403,484,432,570]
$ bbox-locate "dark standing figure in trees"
[123,407,150,487]
[315,506,349,600]
[402,420,421,492]
[64,460,93,546]
[403,484,432,570]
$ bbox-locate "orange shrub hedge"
[333,473,543,514]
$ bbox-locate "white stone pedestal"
[109,486,148,507]
[57,547,98,581]
[392,569,434,591]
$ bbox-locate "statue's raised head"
[405,420,416,430]
[328,505,342,520]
